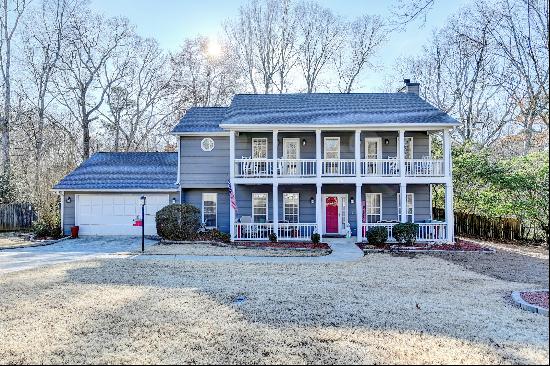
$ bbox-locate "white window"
[397,136,414,159]
[252,193,268,223]
[365,193,382,223]
[324,137,340,159]
[364,138,382,159]
[252,138,268,159]
[397,193,414,222]
[201,137,215,151]
[283,193,299,223]
[202,193,217,228]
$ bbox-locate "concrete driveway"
[0,236,156,274]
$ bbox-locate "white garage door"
[75,194,170,236]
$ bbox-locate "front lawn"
[145,242,330,257]
[0,254,547,364]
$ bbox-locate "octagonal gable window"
[201,137,215,152]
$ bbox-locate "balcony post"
[445,183,454,244]
[316,129,322,178]
[273,129,278,179]
[400,182,407,223]
[273,182,279,241]
[316,182,323,242]
[356,183,362,242]
[443,128,451,177]
[399,129,405,177]
[355,129,361,177]
[229,130,236,241]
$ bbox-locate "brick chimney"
[403,79,420,94]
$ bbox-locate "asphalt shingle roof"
[171,107,227,133]
[53,152,178,191]
[222,93,458,125]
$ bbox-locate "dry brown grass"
[0,254,547,364]
[145,243,328,257]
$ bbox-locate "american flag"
[228,180,238,213]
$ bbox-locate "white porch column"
[356,183,362,242]
[273,183,279,241]
[316,183,323,241]
[400,182,407,223]
[273,129,278,179]
[443,128,452,177]
[60,192,65,236]
[229,130,236,241]
[354,129,361,177]
[316,129,322,178]
[445,183,455,243]
[399,129,405,177]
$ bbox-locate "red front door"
[325,196,339,233]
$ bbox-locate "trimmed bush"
[209,229,231,243]
[393,222,419,245]
[156,204,200,241]
[365,226,388,245]
[311,232,321,244]
[32,210,62,239]
[268,232,277,242]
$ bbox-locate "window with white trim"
[252,193,268,223]
[201,138,215,151]
[252,138,268,159]
[202,193,217,228]
[283,193,299,223]
[365,193,382,223]
[397,193,414,222]
[397,136,414,159]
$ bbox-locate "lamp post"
[140,195,146,252]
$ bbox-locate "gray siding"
[182,188,231,233]
[361,131,430,159]
[180,135,229,188]
[63,193,76,235]
[363,184,431,221]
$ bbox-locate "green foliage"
[452,146,549,242]
[393,222,419,245]
[365,226,388,245]
[155,204,201,241]
[268,232,277,242]
[209,229,231,243]
[0,172,15,203]
[311,232,321,244]
[32,207,62,239]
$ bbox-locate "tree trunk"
[82,118,90,159]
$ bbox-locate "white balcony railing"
[234,223,274,240]
[278,223,317,241]
[405,159,445,177]
[361,159,400,176]
[362,222,448,242]
[277,159,316,177]
[234,159,274,178]
[321,159,356,176]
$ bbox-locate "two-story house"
[54,80,458,243]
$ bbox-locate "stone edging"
[511,290,549,316]
[362,248,495,254]
[0,236,72,251]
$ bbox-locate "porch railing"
[321,159,356,176]
[277,159,316,177]
[278,223,317,241]
[234,223,274,240]
[362,222,448,242]
[234,159,274,178]
[361,159,400,176]
[405,159,445,177]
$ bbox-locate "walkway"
[133,237,364,264]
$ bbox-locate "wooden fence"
[433,208,544,242]
[0,203,36,231]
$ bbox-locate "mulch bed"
[357,238,494,253]
[521,291,549,310]
[232,241,330,250]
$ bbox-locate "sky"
[89,0,471,92]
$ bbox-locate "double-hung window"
[202,193,217,228]
[252,193,268,223]
[397,136,414,159]
[397,193,414,222]
[364,193,382,223]
[283,193,299,223]
[252,138,268,159]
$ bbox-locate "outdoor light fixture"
[140,196,146,206]
[384,138,390,145]
[172,197,177,204]
[310,197,315,204]
[66,196,71,203]
[302,138,307,146]
[350,196,355,204]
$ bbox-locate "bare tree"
[0,0,29,199]
[295,2,343,93]
[335,15,387,93]
[54,13,133,159]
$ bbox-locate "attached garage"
[53,152,179,236]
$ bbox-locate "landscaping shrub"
[365,226,388,245]
[156,204,200,240]
[393,222,419,245]
[269,232,277,242]
[311,232,321,244]
[32,212,62,239]
[199,229,231,243]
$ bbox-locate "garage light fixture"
[66,196,71,203]
[310,197,315,205]
[172,197,177,204]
